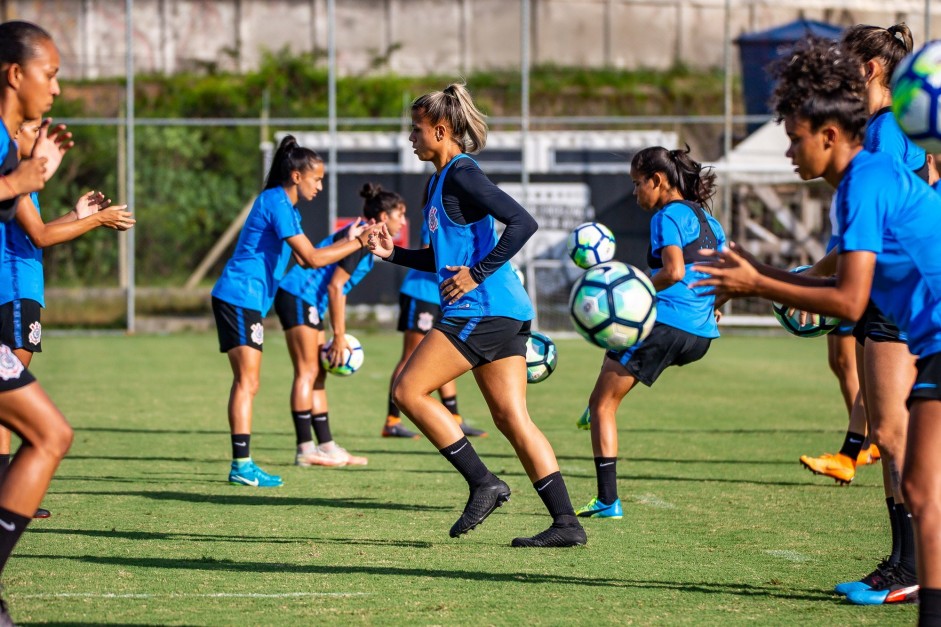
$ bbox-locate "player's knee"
[902,474,934,520]
[235,375,261,396]
[390,381,413,414]
[36,416,73,460]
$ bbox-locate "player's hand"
[440,266,479,304]
[367,223,395,259]
[96,206,135,231]
[74,190,108,219]
[326,334,347,368]
[691,246,761,299]
[6,158,47,196]
[784,307,819,327]
[346,218,376,241]
[714,308,723,324]
[31,119,73,181]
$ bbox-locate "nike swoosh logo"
[599,462,615,467]
[537,479,554,491]
[450,443,468,455]
[314,417,327,422]
[0,519,15,532]
[233,476,259,486]
[234,442,247,447]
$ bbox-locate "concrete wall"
[1,0,938,79]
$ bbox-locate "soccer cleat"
[454,414,488,437]
[382,418,421,439]
[845,565,919,605]
[295,446,346,467]
[511,522,588,547]
[575,497,623,519]
[576,406,591,430]
[834,558,895,595]
[799,452,855,484]
[857,443,881,466]
[33,508,50,519]
[449,474,511,538]
[318,442,368,466]
[228,460,283,487]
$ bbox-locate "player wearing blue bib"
[369,83,585,547]
[796,26,921,602]
[274,182,407,468]
[382,201,485,439]
[0,118,131,520]
[575,146,725,521]
[211,135,376,488]
[0,21,81,624]
[694,38,936,613]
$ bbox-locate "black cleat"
[511,522,588,548]
[449,475,511,537]
[33,508,50,519]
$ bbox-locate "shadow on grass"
[47,490,450,511]
[27,528,433,548]
[16,554,837,601]
[350,449,804,466]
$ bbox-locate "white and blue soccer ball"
[567,222,616,269]
[770,265,840,338]
[320,333,365,376]
[569,261,657,350]
[892,41,941,153]
[525,331,557,384]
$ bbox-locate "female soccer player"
[369,82,586,547]
[575,146,725,520]
[0,19,79,624]
[694,37,936,615]
[796,24,920,602]
[381,216,485,439]
[0,119,132,519]
[275,182,407,467]
[211,135,375,487]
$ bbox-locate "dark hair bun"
[359,182,383,200]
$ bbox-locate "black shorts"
[853,301,904,345]
[397,293,440,334]
[212,297,265,353]
[909,352,941,407]
[0,344,35,392]
[435,316,531,368]
[0,299,42,352]
[831,318,856,337]
[274,289,324,331]
[605,322,712,387]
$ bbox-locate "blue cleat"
[845,565,918,605]
[228,460,283,487]
[576,407,591,430]
[834,559,894,596]
[575,497,623,519]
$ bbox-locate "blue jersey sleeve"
[649,211,684,256]
[837,160,888,255]
[270,197,303,241]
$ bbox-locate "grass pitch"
[10,331,915,624]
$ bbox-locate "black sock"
[0,455,10,480]
[441,395,460,416]
[896,502,917,575]
[387,394,400,419]
[919,588,941,627]
[231,434,250,460]
[838,431,866,461]
[887,497,901,567]
[312,412,332,445]
[533,472,577,526]
[292,410,313,446]
[594,457,618,504]
[439,437,490,487]
[0,507,30,578]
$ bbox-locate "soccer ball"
[525,331,557,384]
[892,41,941,153]
[569,261,657,350]
[770,266,840,338]
[320,333,365,376]
[567,222,616,269]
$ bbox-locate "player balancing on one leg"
[575,146,726,520]
[275,182,407,467]
[369,82,586,547]
[211,135,377,488]
[791,24,920,604]
[382,210,486,439]
[0,19,83,625]
[0,118,133,520]
[693,37,935,613]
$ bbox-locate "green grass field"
[8,331,915,624]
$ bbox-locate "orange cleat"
[857,443,881,466]
[799,452,856,485]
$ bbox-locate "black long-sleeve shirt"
[389,158,537,283]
